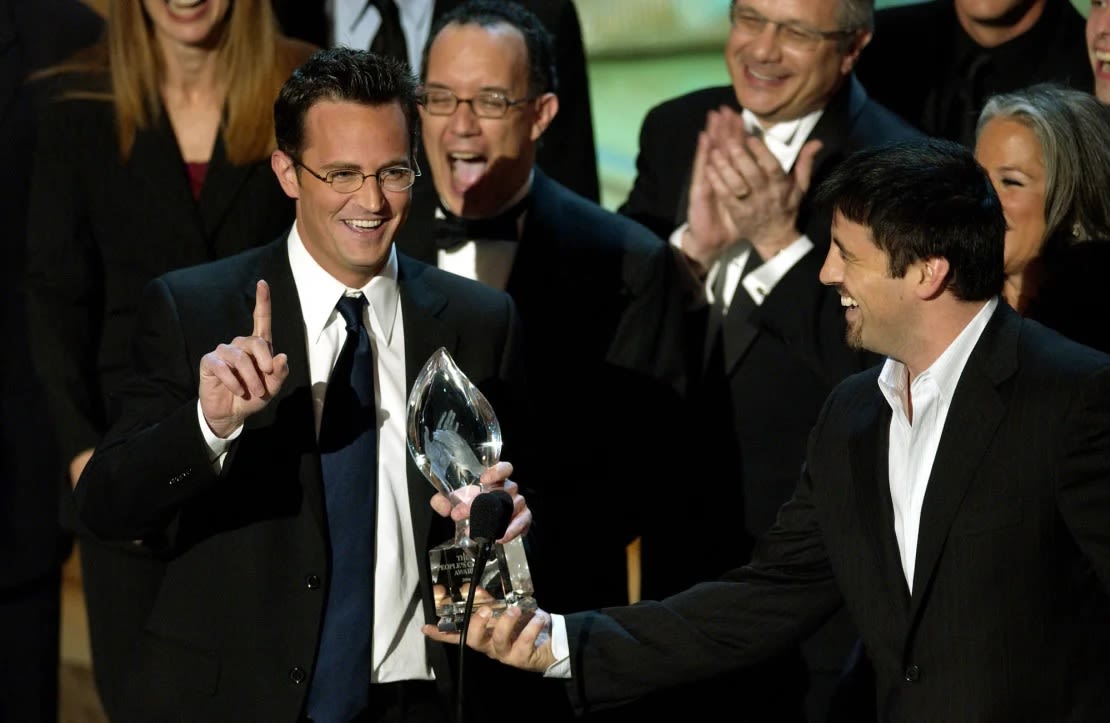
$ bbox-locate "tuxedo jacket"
[619,77,920,683]
[73,237,537,721]
[565,303,1110,722]
[855,0,1093,143]
[397,169,688,616]
[271,0,600,202]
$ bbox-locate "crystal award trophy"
[406,347,535,631]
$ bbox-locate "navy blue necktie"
[307,294,376,723]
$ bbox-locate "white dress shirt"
[879,297,997,591]
[199,225,433,682]
[332,0,434,75]
[671,107,823,312]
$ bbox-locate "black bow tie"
[433,195,530,251]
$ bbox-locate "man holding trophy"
[73,47,539,723]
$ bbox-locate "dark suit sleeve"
[74,277,220,542]
[617,102,687,240]
[25,97,106,466]
[563,416,843,712]
[533,0,600,202]
[1055,364,1110,592]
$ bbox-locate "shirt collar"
[286,223,401,345]
[878,296,999,408]
[741,107,824,170]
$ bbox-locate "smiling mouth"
[840,294,859,309]
[344,219,384,232]
[746,65,787,83]
[1096,50,1110,74]
[164,0,206,10]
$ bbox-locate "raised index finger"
[252,279,272,342]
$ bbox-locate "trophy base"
[429,535,535,633]
[434,595,539,633]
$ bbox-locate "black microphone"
[455,490,514,723]
[468,489,514,547]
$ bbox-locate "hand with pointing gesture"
[199,280,290,438]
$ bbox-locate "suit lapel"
[128,113,208,254]
[850,387,911,619]
[907,305,1017,620]
[196,133,255,249]
[237,239,326,533]
[506,170,551,301]
[129,112,259,259]
[398,254,459,550]
[806,76,865,169]
[720,282,760,375]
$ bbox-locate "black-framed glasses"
[292,156,421,193]
[729,4,857,52]
[418,88,537,118]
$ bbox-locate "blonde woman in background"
[25,1,315,717]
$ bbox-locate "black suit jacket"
[26,92,296,468]
[855,0,1093,144]
[74,238,534,721]
[270,0,600,201]
[1,0,101,587]
[565,303,1110,722]
[397,169,687,617]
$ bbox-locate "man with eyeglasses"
[856,0,1092,145]
[618,0,919,721]
[72,46,537,722]
[269,0,601,204]
[392,5,690,707]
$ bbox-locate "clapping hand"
[199,280,289,438]
[684,106,822,269]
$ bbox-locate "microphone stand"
[456,538,495,723]
[453,490,513,723]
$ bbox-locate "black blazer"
[397,169,688,616]
[270,0,600,202]
[565,303,1110,722]
[855,0,1093,143]
[26,92,296,468]
[1,0,101,586]
[74,238,533,721]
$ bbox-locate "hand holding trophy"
[406,348,536,631]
